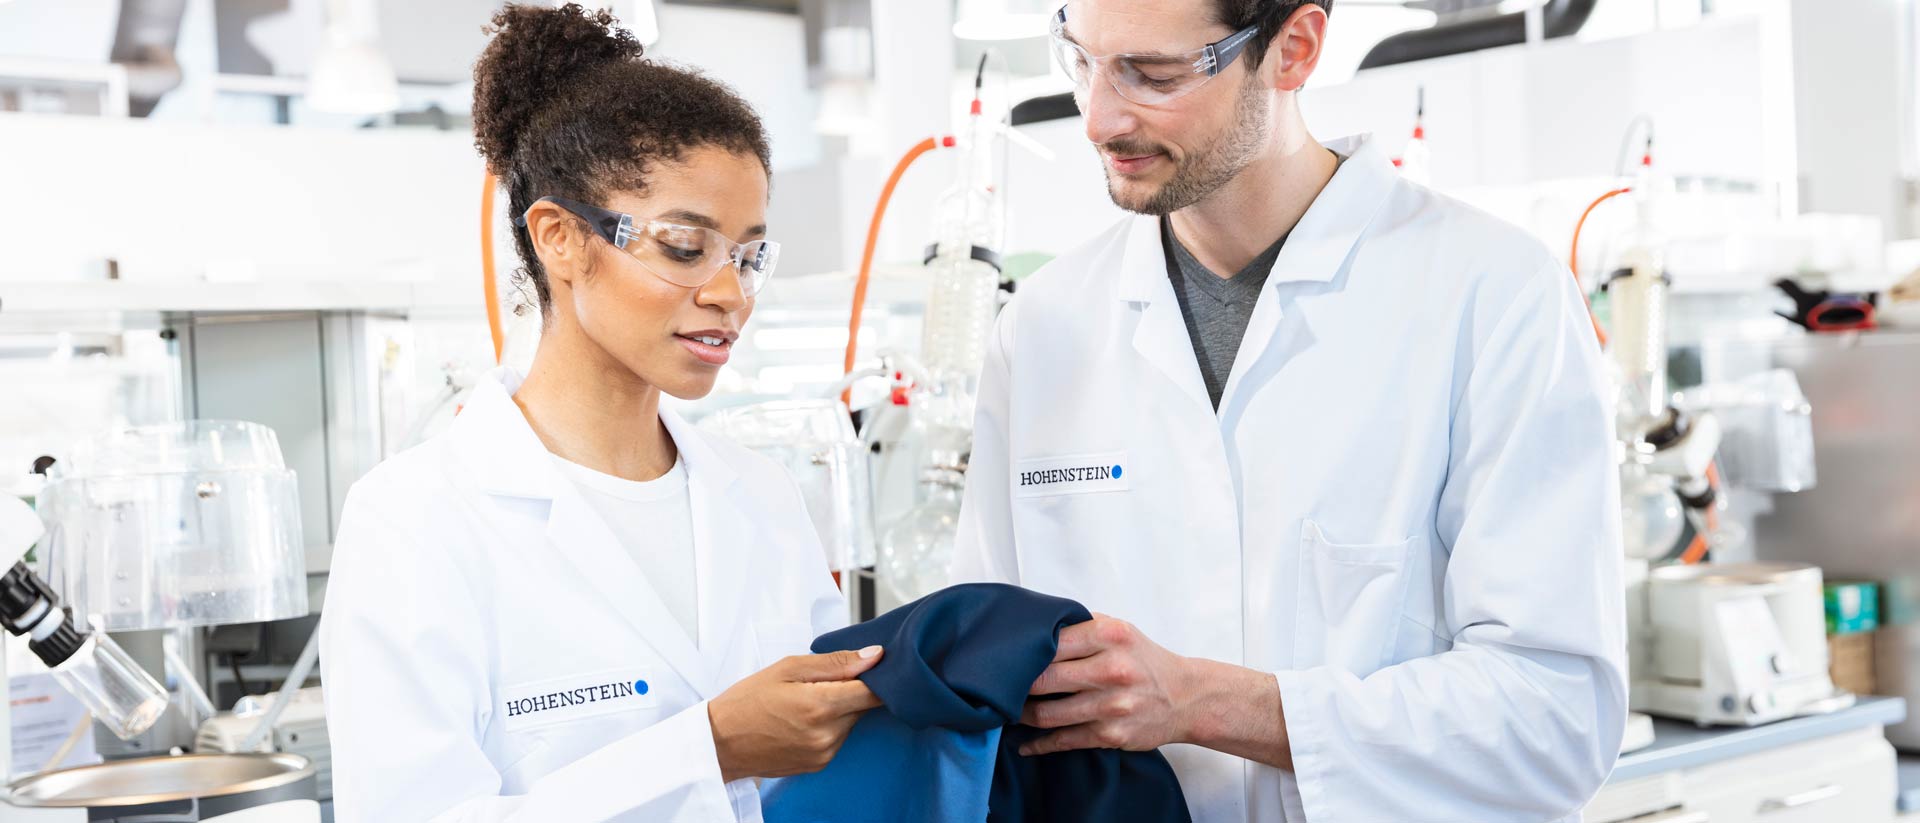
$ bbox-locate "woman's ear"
[524,200,586,290]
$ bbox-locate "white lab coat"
[319,367,845,822]
[952,135,1627,823]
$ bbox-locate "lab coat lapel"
[450,368,718,698]
[543,487,718,697]
[659,410,751,684]
[1115,215,1214,415]
[1218,135,1399,414]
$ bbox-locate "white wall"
[651,4,821,172]
[982,12,1803,263]
[0,0,115,62]
[1788,0,1914,235]
[1300,12,1797,192]
[0,112,489,295]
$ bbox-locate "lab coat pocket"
[754,620,817,668]
[1293,520,1415,677]
[496,738,552,794]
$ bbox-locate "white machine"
[196,688,331,801]
[1635,562,1853,726]
[0,420,317,818]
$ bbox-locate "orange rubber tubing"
[482,172,505,365]
[842,136,946,407]
[1678,462,1722,565]
[1570,187,1632,347]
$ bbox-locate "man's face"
[1063,0,1273,215]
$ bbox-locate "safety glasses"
[1048,6,1259,106]
[516,196,781,298]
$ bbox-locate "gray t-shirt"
[1161,217,1287,409]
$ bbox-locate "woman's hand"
[707,646,885,782]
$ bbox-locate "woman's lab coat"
[952,135,1628,823]
[319,367,845,822]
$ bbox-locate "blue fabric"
[761,583,1190,823]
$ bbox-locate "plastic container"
[41,421,308,631]
[52,632,169,740]
[1825,580,1881,636]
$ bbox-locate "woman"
[318,6,880,821]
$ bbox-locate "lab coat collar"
[449,366,745,698]
[1114,133,1398,304]
[449,367,552,500]
[452,366,739,501]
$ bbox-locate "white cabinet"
[1589,727,1897,823]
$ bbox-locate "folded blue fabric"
[761,582,1190,823]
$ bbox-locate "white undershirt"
[552,455,699,643]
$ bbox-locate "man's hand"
[1017,615,1293,770]
[1017,615,1194,756]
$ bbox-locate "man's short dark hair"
[1210,1,1332,68]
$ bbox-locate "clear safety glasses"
[1048,7,1259,106]
[517,196,781,298]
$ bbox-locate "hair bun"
[472,3,643,175]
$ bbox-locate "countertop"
[1611,695,1907,783]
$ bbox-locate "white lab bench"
[303,701,1920,823]
[1587,696,1907,823]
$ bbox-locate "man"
[949,1,1627,821]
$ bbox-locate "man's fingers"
[1028,657,1103,695]
[787,646,884,683]
[1017,724,1104,757]
[1051,621,1104,662]
[1021,691,1104,729]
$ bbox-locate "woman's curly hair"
[472,3,771,313]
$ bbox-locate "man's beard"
[1100,79,1272,216]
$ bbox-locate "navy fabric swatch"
[762,582,1191,823]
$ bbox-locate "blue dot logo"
[1111,465,1124,479]
[634,680,649,696]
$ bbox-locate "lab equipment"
[37,420,309,631]
[4,752,317,820]
[1674,369,1815,494]
[876,465,963,603]
[196,687,332,800]
[1604,165,1676,430]
[1,419,312,792]
[697,399,876,572]
[1617,469,1686,561]
[836,55,1019,603]
[1593,150,1738,752]
[1726,330,1920,749]
[915,54,1010,459]
[1773,278,1879,333]
[1394,87,1431,187]
[1636,562,1852,726]
[0,497,169,743]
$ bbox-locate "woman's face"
[564,145,770,400]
